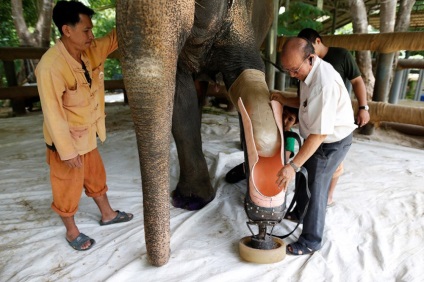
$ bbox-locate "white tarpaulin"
[1,104,423,281]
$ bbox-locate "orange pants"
[47,148,108,217]
[332,162,344,178]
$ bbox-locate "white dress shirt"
[299,57,357,143]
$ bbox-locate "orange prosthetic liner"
[239,98,286,215]
[240,99,287,207]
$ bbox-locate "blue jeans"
[295,133,353,250]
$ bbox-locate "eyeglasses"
[282,57,309,75]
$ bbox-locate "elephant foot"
[171,188,214,210]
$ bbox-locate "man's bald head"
[281,37,314,60]
[280,37,315,80]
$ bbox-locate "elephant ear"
[247,0,274,48]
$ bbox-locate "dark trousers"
[296,133,353,250]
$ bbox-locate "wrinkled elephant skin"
[116,0,275,266]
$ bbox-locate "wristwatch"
[359,105,369,111]
[289,160,301,173]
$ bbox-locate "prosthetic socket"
[228,69,280,157]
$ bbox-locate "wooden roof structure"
[299,0,424,34]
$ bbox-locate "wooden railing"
[0,80,125,100]
[0,47,123,114]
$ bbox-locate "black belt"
[46,143,57,152]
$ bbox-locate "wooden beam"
[277,32,424,53]
[0,47,47,60]
[0,80,125,100]
[0,47,120,60]
[352,100,424,127]
[0,86,39,99]
[104,79,125,89]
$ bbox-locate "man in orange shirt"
[36,1,133,251]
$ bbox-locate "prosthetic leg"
[238,98,288,264]
[226,70,308,263]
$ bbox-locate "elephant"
[116,0,278,266]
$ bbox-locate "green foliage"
[0,0,19,47]
[1,0,120,85]
[0,0,43,47]
[410,50,424,57]
[104,58,122,80]
[88,0,116,37]
[0,0,40,87]
[22,0,39,27]
[92,9,116,38]
[87,0,120,80]
[278,2,330,36]
[335,23,354,35]
[88,0,116,10]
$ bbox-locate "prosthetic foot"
[237,98,288,264]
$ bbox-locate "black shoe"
[225,163,246,183]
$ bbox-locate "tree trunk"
[10,0,53,115]
[11,0,33,46]
[11,0,53,47]
[372,0,396,102]
[349,0,374,100]
[389,0,416,102]
[395,0,416,31]
[36,0,54,48]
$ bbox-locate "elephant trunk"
[121,60,173,266]
[116,4,172,268]
[117,0,195,267]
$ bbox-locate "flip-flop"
[67,233,95,251]
[99,210,134,226]
[286,242,315,256]
[327,202,335,208]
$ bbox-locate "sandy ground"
[0,101,423,281]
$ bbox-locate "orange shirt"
[35,29,118,160]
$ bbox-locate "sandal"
[67,233,95,251]
[286,242,315,256]
[100,210,134,226]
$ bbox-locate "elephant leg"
[171,67,215,210]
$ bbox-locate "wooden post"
[265,0,279,90]
[373,53,396,102]
[3,60,26,115]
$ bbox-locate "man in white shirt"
[270,37,357,255]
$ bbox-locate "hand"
[276,163,296,191]
[270,90,284,105]
[64,155,82,168]
[356,110,370,127]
